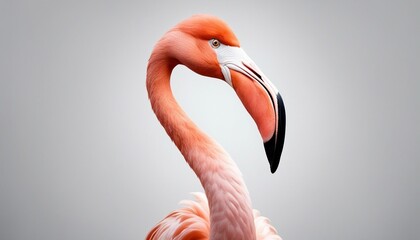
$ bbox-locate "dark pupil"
[213,40,218,46]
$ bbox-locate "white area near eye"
[210,43,281,95]
[209,42,260,87]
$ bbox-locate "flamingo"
[146,15,286,240]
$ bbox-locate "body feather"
[146,193,282,240]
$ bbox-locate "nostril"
[242,62,262,81]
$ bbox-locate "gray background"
[1,1,419,239]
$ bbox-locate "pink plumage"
[146,15,286,240]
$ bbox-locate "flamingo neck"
[147,56,256,239]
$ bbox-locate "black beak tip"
[264,93,286,174]
[270,162,278,174]
[264,137,283,174]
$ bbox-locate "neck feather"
[147,48,256,239]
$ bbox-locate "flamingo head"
[163,15,286,173]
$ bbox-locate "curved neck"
[147,52,256,239]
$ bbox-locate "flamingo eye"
[210,39,221,48]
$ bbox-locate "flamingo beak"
[213,44,286,173]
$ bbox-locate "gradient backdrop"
[1,1,419,239]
